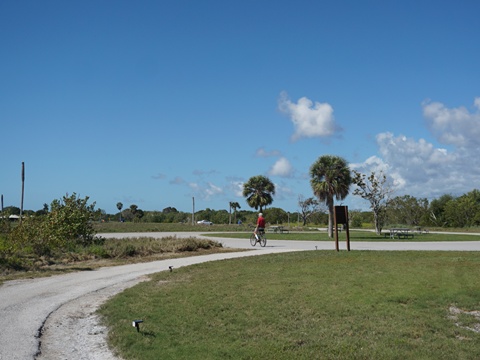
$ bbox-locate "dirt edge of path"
[36,276,151,360]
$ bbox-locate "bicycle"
[250,230,267,247]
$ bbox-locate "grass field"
[99,251,480,359]
[92,222,480,236]
[207,230,480,242]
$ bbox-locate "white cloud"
[351,154,404,191]
[188,181,223,200]
[272,181,295,201]
[351,98,480,199]
[423,98,480,148]
[475,97,480,109]
[269,157,293,177]
[169,176,185,185]
[204,182,223,198]
[231,181,244,197]
[355,120,480,200]
[351,155,390,174]
[193,169,218,176]
[255,147,281,158]
[376,132,460,195]
[278,91,341,141]
[188,182,200,191]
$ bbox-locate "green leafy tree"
[310,155,352,238]
[196,208,215,223]
[352,170,393,235]
[43,193,99,248]
[264,207,287,224]
[124,204,144,222]
[211,209,229,224]
[298,195,323,226]
[242,175,275,212]
[3,206,20,215]
[3,193,101,259]
[349,209,364,228]
[386,195,429,227]
[428,194,454,227]
[443,190,480,227]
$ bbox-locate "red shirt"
[257,216,266,228]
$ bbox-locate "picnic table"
[267,226,289,234]
[385,228,414,239]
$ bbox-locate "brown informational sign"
[334,206,350,251]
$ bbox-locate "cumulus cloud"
[423,98,480,148]
[272,181,295,201]
[354,98,480,200]
[278,91,341,141]
[231,181,244,197]
[356,123,478,200]
[188,181,223,200]
[204,182,223,198]
[269,157,293,177]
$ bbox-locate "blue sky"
[1,0,479,215]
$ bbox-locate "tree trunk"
[327,197,334,238]
[374,212,381,235]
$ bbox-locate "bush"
[1,193,103,270]
[42,193,99,248]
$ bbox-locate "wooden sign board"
[334,206,350,251]
[334,206,348,224]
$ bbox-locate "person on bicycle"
[254,212,266,238]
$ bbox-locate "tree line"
[3,155,480,238]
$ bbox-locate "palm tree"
[242,175,275,212]
[310,155,352,238]
[116,202,123,222]
[229,201,241,224]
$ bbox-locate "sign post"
[334,206,350,251]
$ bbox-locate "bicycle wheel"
[260,234,267,247]
[250,233,257,246]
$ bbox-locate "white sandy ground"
[1,231,480,360]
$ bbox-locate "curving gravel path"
[1,232,480,360]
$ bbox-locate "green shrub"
[42,193,99,248]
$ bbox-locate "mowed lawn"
[99,251,480,359]
[207,230,480,242]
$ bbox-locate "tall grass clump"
[94,236,223,259]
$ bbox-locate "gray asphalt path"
[1,231,480,359]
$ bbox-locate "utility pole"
[192,197,195,225]
[20,162,25,224]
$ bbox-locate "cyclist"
[254,212,266,239]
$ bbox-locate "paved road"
[1,232,480,359]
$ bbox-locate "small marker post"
[132,320,143,332]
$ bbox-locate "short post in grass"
[132,320,143,332]
[334,206,350,251]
